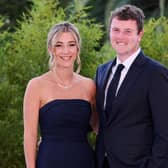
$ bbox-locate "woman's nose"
[62,46,69,53]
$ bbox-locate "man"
[95,4,168,168]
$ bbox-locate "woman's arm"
[89,80,99,134]
[23,78,40,168]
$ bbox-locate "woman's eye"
[112,28,119,32]
[69,43,76,47]
[55,44,62,47]
[114,29,119,32]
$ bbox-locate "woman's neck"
[51,67,75,89]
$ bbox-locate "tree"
[0,0,33,31]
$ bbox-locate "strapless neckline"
[40,99,91,112]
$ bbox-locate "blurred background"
[0,0,168,36]
[0,0,168,32]
[0,0,168,167]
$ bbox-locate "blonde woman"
[23,22,98,168]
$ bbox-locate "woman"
[23,22,98,168]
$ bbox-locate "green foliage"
[0,29,13,119]
[97,42,116,64]
[141,17,168,66]
[77,21,103,77]
[0,0,33,31]
[0,120,24,168]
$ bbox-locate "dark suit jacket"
[95,51,168,168]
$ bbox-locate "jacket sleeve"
[146,65,168,168]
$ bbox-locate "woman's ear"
[48,47,53,56]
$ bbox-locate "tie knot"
[116,64,124,73]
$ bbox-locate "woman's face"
[51,32,78,69]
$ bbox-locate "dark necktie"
[105,64,124,118]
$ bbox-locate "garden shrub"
[141,17,168,66]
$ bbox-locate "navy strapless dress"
[36,99,95,168]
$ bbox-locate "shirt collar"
[116,48,141,70]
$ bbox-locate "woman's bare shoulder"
[26,72,50,90]
[76,74,96,91]
[79,74,95,85]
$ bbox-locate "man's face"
[110,17,143,61]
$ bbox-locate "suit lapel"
[102,59,116,91]
[107,52,147,125]
[100,59,116,122]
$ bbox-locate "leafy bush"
[141,17,168,66]
[0,120,24,168]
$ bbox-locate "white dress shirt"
[104,48,141,108]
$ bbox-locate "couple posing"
[23,4,168,168]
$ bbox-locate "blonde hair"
[47,21,81,73]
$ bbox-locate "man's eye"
[124,30,132,34]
